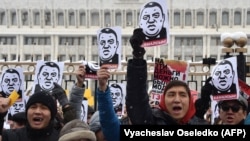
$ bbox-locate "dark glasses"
[221,105,241,113]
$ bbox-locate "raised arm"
[96,66,120,141]
[126,28,153,124]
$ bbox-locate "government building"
[0,0,249,93]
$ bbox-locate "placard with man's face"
[0,68,25,101]
[97,26,122,69]
[32,60,64,94]
[139,0,169,47]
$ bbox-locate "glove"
[200,77,213,107]
[51,82,69,108]
[195,98,209,119]
[62,105,76,124]
[129,28,145,59]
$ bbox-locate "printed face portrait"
[99,28,119,61]
[1,69,21,96]
[37,62,60,91]
[10,101,25,115]
[212,60,234,91]
[110,84,123,108]
[139,2,165,37]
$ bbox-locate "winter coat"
[96,87,120,141]
[2,122,59,141]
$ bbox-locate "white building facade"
[0,0,249,91]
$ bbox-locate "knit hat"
[59,119,96,141]
[26,91,57,120]
[89,111,101,133]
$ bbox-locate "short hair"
[217,60,233,70]
[163,80,191,97]
[99,28,118,41]
[2,69,20,81]
[140,1,164,19]
[38,62,60,78]
[110,83,123,97]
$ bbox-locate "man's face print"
[1,72,21,96]
[212,64,234,91]
[38,66,59,91]
[140,5,164,37]
[99,33,118,61]
[10,101,25,115]
[110,86,122,108]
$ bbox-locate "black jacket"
[2,121,59,141]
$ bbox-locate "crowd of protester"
[0,28,249,141]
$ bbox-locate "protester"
[68,64,86,120]
[0,64,86,140]
[1,91,60,140]
[59,119,96,141]
[95,66,120,141]
[217,94,248,125]
[126,28,209,125]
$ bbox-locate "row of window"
[1,8,250,27]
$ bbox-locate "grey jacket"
[69,84,85,119]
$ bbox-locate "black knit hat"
[26,91,57,120]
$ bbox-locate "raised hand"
[129,28,145,59]
[76,64,86,87]
[97,66,110,92]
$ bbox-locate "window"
[45,11,51,26]
[197,12,204,26]
[92,37,97,45]
[92,54,99,62]
[185,11,191,26]
[59,55,66,61]
[79,55,85,60]
[10,54,17,60]
[174,12,180,26]
[69,11,75,26]
[210,37,220,56]
[11,11,17,25]
[22,11,29,26]
[0,37,16,45]
[79,37,85,45]
[126,12,132,26]
[44,55,51,61]
[247,11,250,25]
[24,37,50,45]
[91,12,99,26]
[57,12,64,26]
[0,11,6,25]
[44,37,51,45]
[222,11,229,25]
[174,38,182,56]
[104,12,111,26]
[35,54,42,61]
[25,54,32,60]
[79,12,86,26]
[115,12,122,26]
[34,11,40,25]
[234,11,241,25]
[209,11,217,26]
[59,37,84,45]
